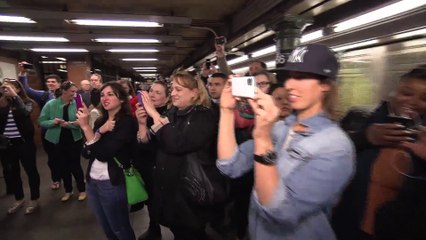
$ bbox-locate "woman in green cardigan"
[39,81,86,202]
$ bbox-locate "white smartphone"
[232,76,256,98]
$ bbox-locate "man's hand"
[215,44,226,58]
[18,62,28,76]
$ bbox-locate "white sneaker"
[7,200,25,214]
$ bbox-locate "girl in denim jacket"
[217,44,355,240]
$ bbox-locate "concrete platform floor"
[0,147,176,240]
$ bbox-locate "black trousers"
[136,158,161,234]
[2,137,40,200]
[54,140,85,193]
[42,134,61,183]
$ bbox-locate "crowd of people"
[0,43,425,240]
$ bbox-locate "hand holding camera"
[219,78,237,110]
[248,90,280,138]
[400,126,426,160]
[1,85,18,97]
[215,44,226,58]
[76,102,90,130]
[18,61,33,76]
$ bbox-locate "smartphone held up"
[75,94,83,111]
[137,91,144,108]
[215,36,227,45]
[232,76,256,99]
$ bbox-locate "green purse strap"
[114,157,124,169]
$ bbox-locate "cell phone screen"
[75,94,83,111]
[137,91,144,107]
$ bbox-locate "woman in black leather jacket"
[136,72,219,240]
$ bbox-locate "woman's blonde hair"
[171,71,211,108]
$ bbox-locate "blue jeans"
[87,179,135,240]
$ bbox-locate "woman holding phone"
[136,72,218,240]
[217,44,354,240]
[134,80,169,240]
[0,79,40,214]
[39,81,86,202]
[76,82,137,240]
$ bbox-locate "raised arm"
[17,64,46,106]
[215,44,233,76]
[217,81,238,159]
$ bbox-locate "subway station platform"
[0,147,175,240]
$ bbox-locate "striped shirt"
[4,109,21,139]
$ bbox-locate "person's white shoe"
[7,200,25,214]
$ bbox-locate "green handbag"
[114,157,148,205]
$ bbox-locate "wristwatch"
[254,150,277,166]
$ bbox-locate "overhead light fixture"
[41,56,48,59]
[133,67,157,70]
[122,58,158,61]
[41,61,66,64]
[332,39,379,52]
[232,66,249,74]
[107,49,159,53]
[56,57,67,61]
[333,0,426,32]
[265,61,276,69]
[140,73,157,77]
[57,69,68,73]
[300,30,324,43]
[393,28,426,40]
[251,46,276,58]
[187,66,195,72]
[67,19,163,27]
[93,38,160,43]
[228,55,249,66]
[31,48,88,52]
[0,15,36,23]
[0,36,69,42]
[135,69,157,72]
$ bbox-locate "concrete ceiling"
[1,0,420,80]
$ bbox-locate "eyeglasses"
[257,81,271,87]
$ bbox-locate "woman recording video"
[217,44,354,240]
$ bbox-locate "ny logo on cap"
[288,46,308,63]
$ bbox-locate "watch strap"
[254,150,277,166]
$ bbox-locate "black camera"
[22,63,34,70]
[387,115,416,129]
[205,59,211,69]
[215,36,226,45]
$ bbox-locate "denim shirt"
[217,112,355,240]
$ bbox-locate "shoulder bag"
[181,152,228,206]
[114,157,148,205]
